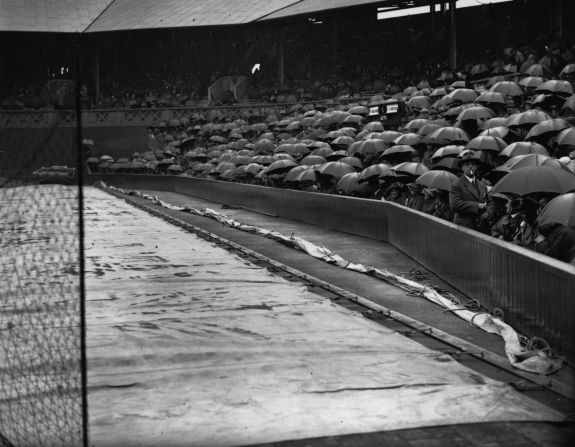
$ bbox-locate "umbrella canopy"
[475,91,507,105]
[416,170,459,192]
[465,135,507,153]
[381,145,418,158]
[443,88,478,105]
[534,79,574,97]
[363,121,385,132]
[524,63,553,78]
[251,155,277,165]
[423,126,470,145]
[393,132,422,146]
[560,64,575,77]
[456,106,495,123]
[336,172,370,196]
[299,155,327,166]
[393,162,429,177]
[331,136,355,147]
[537,192,575,227]
[315,161,356,179]
[348,139,387,156]
[404,118,429,132]
[326,150,349,161]
[338,156,364,170]
[518,76,547,90]
[309,146,334,158]
[431,157,461,173]
[506,110,552,129]
[499,141,549,158]
[431,145,465,162]
[489,81,524,97]
[240,163,265,176]
[283,165,310,183]
[525,118,573,142]
[491,165,575,196]
[348,105,369,115]
[357,163,394,183]
[556,127,575,149]
[295,167,318,184]
[263,159,298,175]
[274,143,310,157]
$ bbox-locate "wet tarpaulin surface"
[83,187,564,447]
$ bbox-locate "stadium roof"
[0,0,406,33]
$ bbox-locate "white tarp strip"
[82,187,564,446]
[98,182,565,375]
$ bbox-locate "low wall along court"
[90,173,575,366]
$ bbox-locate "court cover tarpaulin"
[80,187,563,447]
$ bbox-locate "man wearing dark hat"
[512,197,540,249]
[449,150,489,230]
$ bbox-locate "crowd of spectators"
[87,39,575,265]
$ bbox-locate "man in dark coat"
[449,150,489,230]
[537,223,575,265]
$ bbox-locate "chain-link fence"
[0,49,87,447]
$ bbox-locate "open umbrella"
[525,118,573,142]
[299,155,327,166]
[393,162,429,177]
[456,106,495,123]
[381,145,418,158]
[263,159,298,175]
[315,161,356,179]
[431,157,461,173]
[393,132,422,146]
[331,136,355,148]
[443,88,478,105]
[423,126,470,145]
[518,76,546,90]
[490,81,524,97]
[404,118,429,133]
[481,117,509,130]
[491,165,575,196]
[305,146,332,159]
[357,163,394,183]
[274,143,310,157]
[506,110,552,129]
[338,156,363,170]
[465,135,507,153]
[416,170,458,192]
[534,79,574,97]
[283,166,310,184]
[349,139,387,156]
[295,167,318,184]
[336,172,370,196]
[524,63,553,78]
[326,150,348,161]
[363,121,385,132]
[537,192,575,227]
[499,141,549,158]
[431,145,464,162]
[475,91,507,106]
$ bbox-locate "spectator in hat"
[385,182,408,204]
[432,190,453,221]
[512,197,540,249]
[491,196,522,242]
[405,182,426,211]
[449,150,489,230]
[421,187,437,215]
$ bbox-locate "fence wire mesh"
[0,67,86,447]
